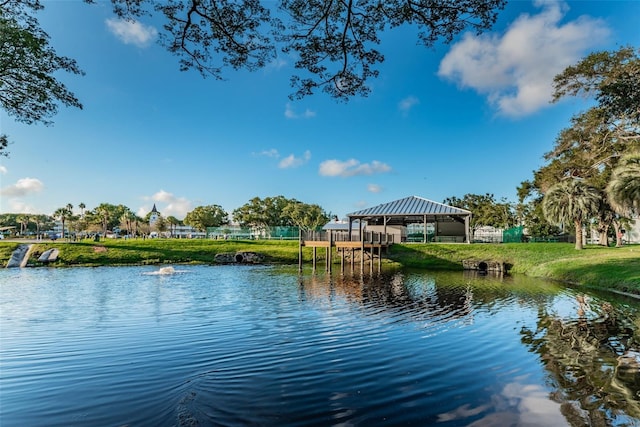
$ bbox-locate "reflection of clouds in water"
[437,403,491,422]
[438,381,568,426]
[499,382,567,426]
[143,266,189,276]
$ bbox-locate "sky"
[1,0,639,221]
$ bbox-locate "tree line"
[0,196,332,239]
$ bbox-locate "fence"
[206,226,304,240]
[502,226,524,243]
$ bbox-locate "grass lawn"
[388,242,640,294]
[1,239,638,295]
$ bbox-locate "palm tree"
[79,202,86,217]
[607,151,640,216]
[53,206,72,240]
[94,204,111,237]
[543,178,601,250]
[166,216,180,237]
[16,214,29,236]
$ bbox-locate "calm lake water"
[1,265,640,426]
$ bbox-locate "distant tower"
[149,204,160,226]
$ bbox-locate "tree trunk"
[613,220,623,247]
[597,222,610,246]
[574,220,583,250]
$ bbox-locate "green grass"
[4,239,302,267]
[388,242,640,293]
[1,239,638,295]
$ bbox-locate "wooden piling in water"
[298,230,393,274]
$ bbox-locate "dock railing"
[300,230,395,245]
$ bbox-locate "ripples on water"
[1,265,640,426]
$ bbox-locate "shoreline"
[1,240,638,296]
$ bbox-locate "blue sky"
[1,0,639,220]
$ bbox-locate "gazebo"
[346,195,472,243]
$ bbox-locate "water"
[1,265,640,426]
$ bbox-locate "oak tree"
[184,204,229,231]
[0,0,84,156]
[553,46,640,122]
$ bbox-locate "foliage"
[232,195,297,231]
[538,108,635,190]
[119,208,138,237]
[281,201,330,232]
[87,203,128,236]
[534,107,633,246]
[166,215,181,236]
[153,215,167,233]
[607,150,640,216]
[525,48,640,245]
[553,46,640,122]
[0,213,53,235]
[0,0,84,155]
[515,182,561,238]
[0,134,8,157]
[92,0,505,100]
[52,205,73,238]
[542,179,601,250]
[184,205,229,231]
[443,193,516,231]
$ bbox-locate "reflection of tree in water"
[520,295,640,425]
[302,271,559,335]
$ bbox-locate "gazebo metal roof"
[346,196,472,243]
[347,196,470,218]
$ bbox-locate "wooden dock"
[299,230,394,273]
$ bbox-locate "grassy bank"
[387,243,640,294]
[1,239,638,294]
[0,239,301,267]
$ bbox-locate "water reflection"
[298,270,640,426]
[520,292,640,425]
[2,266,640,426]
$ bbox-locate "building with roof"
[149,204,160,226]
[346,196,472,243]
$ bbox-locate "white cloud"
[151,190,176,203]
[284,103,316,119]
[140,190,193,219]
[268,57,288,70]
[367,184,383,193]
[106,18,158,48]
[0,165,7,174]
[6,199,37,213]
[254,149,280,158]
[279,150,311,169]
[319,159,392,177]
[399,96,420,113]
[438,1,609,117]
[0,177,44,197]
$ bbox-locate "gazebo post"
[383,215,387,238]
[360,220,365,273]
[423,214,427,243]
[312,247,317,272]
[327,230,332,272]
[465,215,471,244]
[298,231,303,271]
